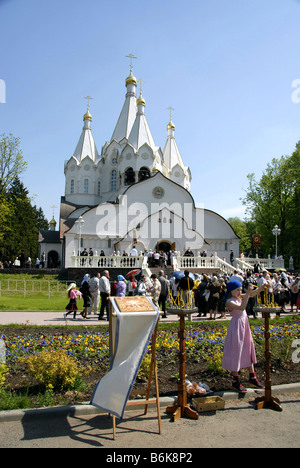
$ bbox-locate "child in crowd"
[64,283,82,321]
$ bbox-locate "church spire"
[127,78,157,152]
[72,98,99,162]
[162,107,191,190]
[163,107,185,170]
[110,54,138,143]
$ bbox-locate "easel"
[109,299,162,439]
[165,307,199,421]
[253,307,283,412]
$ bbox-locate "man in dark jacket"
[158,270,170,318]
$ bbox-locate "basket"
[192,396,225,413]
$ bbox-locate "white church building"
[40,63,239,271]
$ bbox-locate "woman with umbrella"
[126,269,141,296]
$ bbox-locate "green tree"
[6,178,40,260]
[242,143,300,267]
[0,133,27,196]
[227,217,251,254]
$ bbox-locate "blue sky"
[1,0,300,224]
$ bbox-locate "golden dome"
[50,216,56,226]
[137,93,146,106]
[83,109,92,121]
[167,119,175,130]
[125,70,137,85]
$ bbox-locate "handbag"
[204,290,210,302]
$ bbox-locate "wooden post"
[166,309,199,421]
[254,309,283,411]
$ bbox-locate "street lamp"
[75,216,85,256]
[272,224,281,259]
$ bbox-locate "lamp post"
[75,216,85,256]
[272,224,281,259]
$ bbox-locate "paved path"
[0,308,298,327]
[1,308,299,448]
[1,391,300,448]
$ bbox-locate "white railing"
[173,253,235,275]
[238,254,285,271]
[71,254,145,269]
[235,257,254,271]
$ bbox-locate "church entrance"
[47,250,59,268]
[156,241,174,252]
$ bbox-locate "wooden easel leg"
[144,320,162,433]
[154,359,162,434]
[113,415,116,440]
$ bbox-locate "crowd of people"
[63,269,171,321]
[63,267,300,322]
[0,250,47,269]
[195,269,300,319]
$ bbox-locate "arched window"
[84,179,89,193]
[124,167,136,186]
[138,167,150,182]
[111,170,117,191]
[97,181,101,196]
[70,179,75,194]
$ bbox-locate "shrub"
[19,349,90,391]
[203,346,226,375]
[137,354,152,380]
[0,363,8,388]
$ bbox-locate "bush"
[19,349,90,391]
[203,346,227,375]
[0,363,8,388]
[137,354,152,380]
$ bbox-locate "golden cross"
[84,95,93,110]
[137,78,145,94]
[51,205,57,218]
[126,53,137,72]
[167,106,174,121]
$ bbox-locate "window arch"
[124,167,136,186]
[138,167,150,182]
[111,170,117,191]
[84,179,89,193]
[70,179,75,194]
[97,180,101,196]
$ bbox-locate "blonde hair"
[67,283,76,297]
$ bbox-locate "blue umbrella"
[172,270,195,280]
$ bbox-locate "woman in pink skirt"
[222,280,265,393]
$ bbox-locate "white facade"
[60,68,239,268]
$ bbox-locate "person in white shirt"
[230,270,244,284]
[98,270,111,320]
[130,246,138,256]
[290,277,300,313]
[257,271,271,304]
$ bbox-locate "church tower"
[64,99,101,206]
[63,59,191,209]
[162,111,191,191]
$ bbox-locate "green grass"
[0,273,72,310]
[0,295,67,311]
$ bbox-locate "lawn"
[0,295,67,311]
[0,273,71,310]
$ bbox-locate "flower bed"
[1,318,300,409]
[2,322,300,363]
